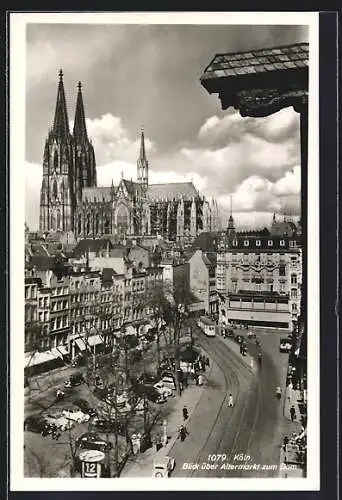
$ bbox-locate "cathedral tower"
[40,70,74,232]
[72,81,97,202]
[137,127,149,188]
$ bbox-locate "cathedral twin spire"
[52,69,70,139]
[52,69,88,143]
[73,81,88,141]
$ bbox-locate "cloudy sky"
[25,21,308,230]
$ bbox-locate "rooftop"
[200,43,309,117]
[148,182,198,202]
[201,43,308,83]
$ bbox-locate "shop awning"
[75,338,87,351]
[87,335,103,346]
[52,345,69,358]
[25,350,59,368]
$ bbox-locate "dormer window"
[280,240,285,247]
[244,240,249,247]
[256,240,261,247]
[268,240,273,247]
[233,240,238,246]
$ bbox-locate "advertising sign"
[79,450,105,478]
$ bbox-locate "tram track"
[189,330,262,477]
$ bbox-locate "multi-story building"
[217,215,302,330]
[188,249,218,316]
[48,274,71,349]
[24,278,40,351]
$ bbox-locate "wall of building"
[189,250,209,312]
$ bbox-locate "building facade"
[217,215,302,330]
[39,71,219,241]
[188,249,218,316]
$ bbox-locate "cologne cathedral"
[39,71,219,241]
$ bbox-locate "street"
[171,325,290,477]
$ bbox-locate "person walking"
[228,393,234,407]
[182,405,188,421]
[290,405,296,422]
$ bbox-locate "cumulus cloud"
[70,114,156,166]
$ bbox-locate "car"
[138,373,159,385]
[235,335,243,344]
[160,376,176,391]
[247,331,257,340]
[24,415,55,434]
[44,412,75,431]
[279,338,292,353]
[64,373,84,388]
[73,399,97,417]
[155,394,167,404]
[76,432,112,452]
[153,382,173,398]
[152,456,176,478]
[62,409,90,423]
[89,416,126,435]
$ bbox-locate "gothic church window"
[104,216,110,234]
[54,150,58,171]
[86,214,91,235]
[52,180,58,200]
[95,213,99,234]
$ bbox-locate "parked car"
[235,335,243,344]
[152,456,176,478]
[64,372,84,388]
[247,331,257,340]
[280,338,292,353]
[44,412,75,431]
[76,432,112,452]
[153,382,173,398]
[155,394,168,404]
[89,416,126,435]
[73,399,97,417]
[24,415,55,434]
[160,376,176,391]
[62,408,90,423]
[138,373,159,385]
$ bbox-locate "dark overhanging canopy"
[200,43,308,117]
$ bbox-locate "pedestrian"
[206,357,210,367]
[182,406,188,421]
[228,393,234,407]
[198,374,203,386]
[283,435,289,452]
[290,405,296,422]
[195,374,199,385]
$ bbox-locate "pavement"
[278,386,305,478]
